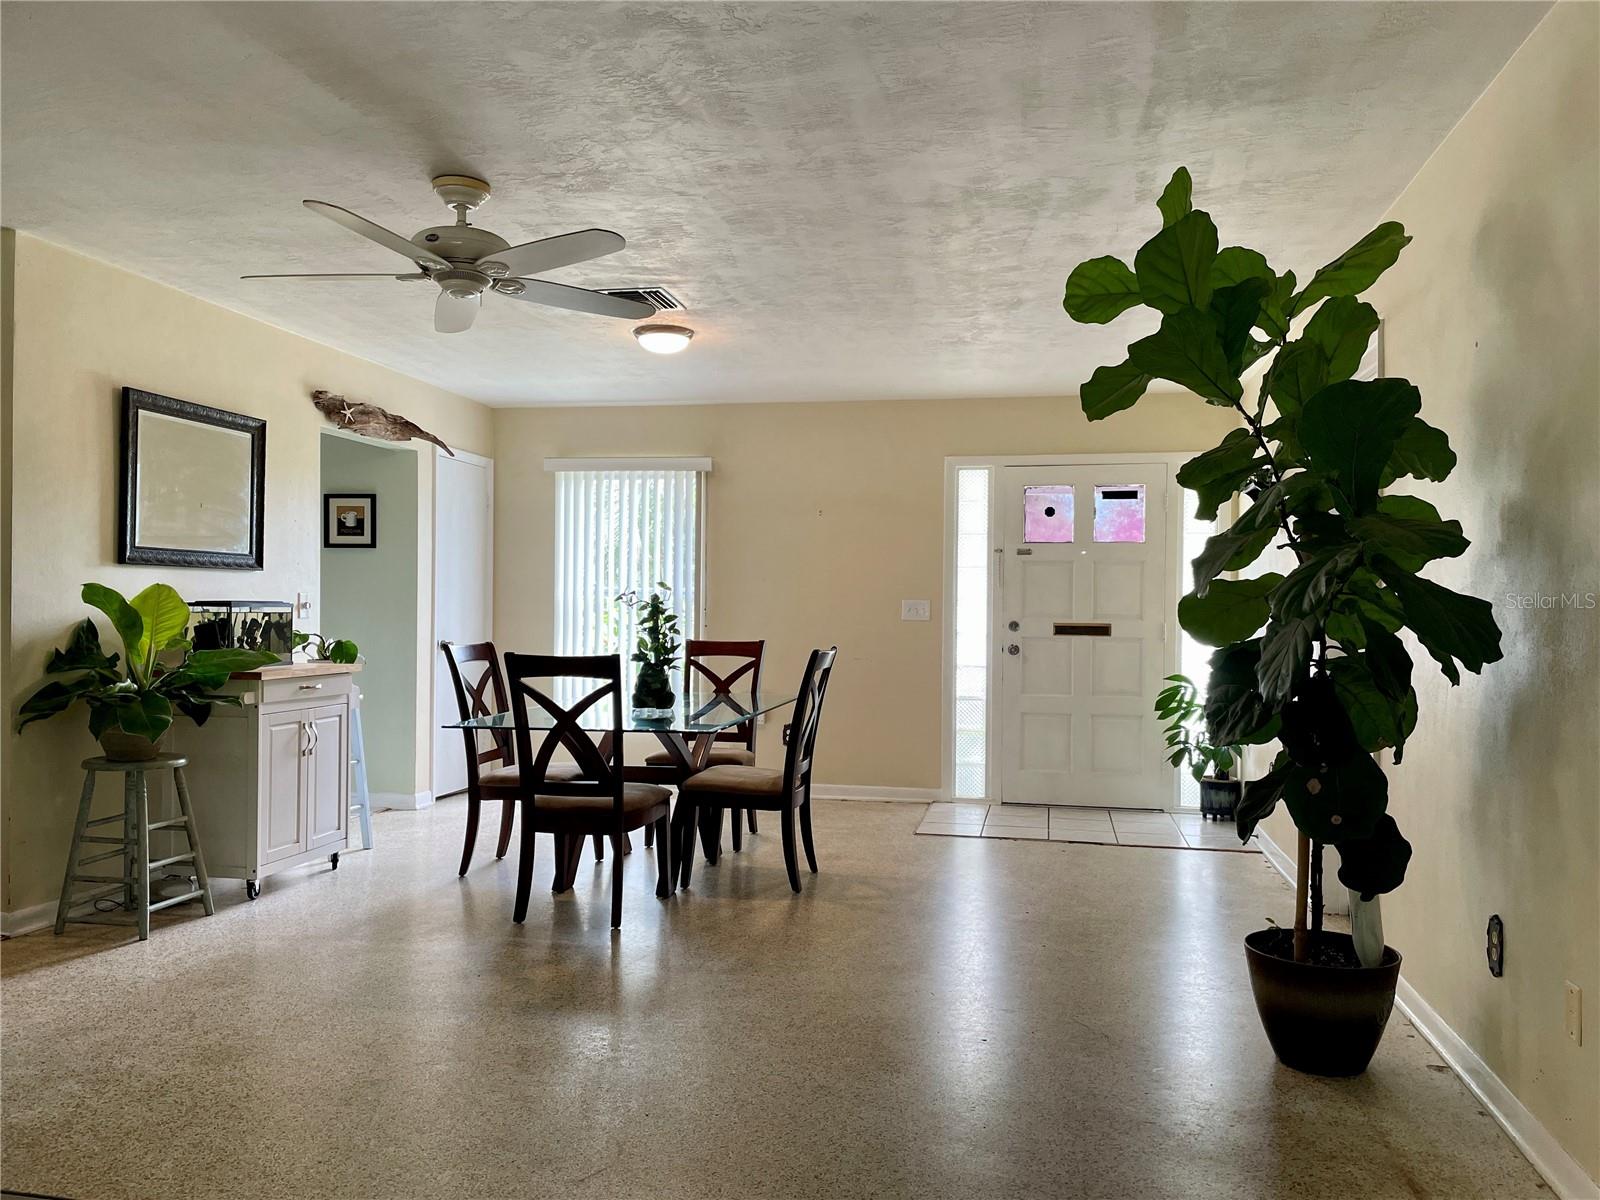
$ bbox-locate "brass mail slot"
[1053,622,1112,637]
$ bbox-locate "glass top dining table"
[443,684,795,736]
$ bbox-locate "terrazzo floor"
[0,798,1547,1199]
[917,802,1260,851]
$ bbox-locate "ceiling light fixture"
[633,323,694,354]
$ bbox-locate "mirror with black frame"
[118,387,266,569]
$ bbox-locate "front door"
[998,463,1170,808]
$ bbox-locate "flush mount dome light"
[633,323,693,354]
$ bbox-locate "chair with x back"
[504,652,675,928]
[644,639,766,846]
[675,647,836,894]
[442,641,603,879]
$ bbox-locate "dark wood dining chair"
[505,652,674,928]
[674,647,836,894]
[441,641,602,878]
[644,639,765,847]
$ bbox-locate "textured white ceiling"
[1,2,1545,407]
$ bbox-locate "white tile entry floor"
[916,803,1259,853]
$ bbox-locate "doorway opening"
[943,455,1192,810]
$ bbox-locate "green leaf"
[45,618,119,675]
[1063,256,1143,324]
[1360,618,1414,701]
[1127,307,1241,404]
[1257,615,1317,705]
[1175,429,1261,521]
[1351,501,1469,573]
[327,639,360,664]
[1189,483,1289,596]
[1299,378,1421,515]
[1255,544,1361,703]
[1302,297,1379,382]
[1156,167,1193,227]
[81,583,144,675]
[159,648,280,691]
[1291,222,1412,316]
[128,583,190,676]
[1336,814,1413,898]
[1382,417,1456,486]
[15,676,104,732]
[1256,270,1297,343]
[1382,565,1504,685]
[1134,210,1218,314]
[1209,278,1272,372]
[1263,340,1329,418]
[1283,751,1388,843]
[1203,640,1277,747]
[1178,573,1282,646]
[1271,543,1362,621]
[1329,655,1417,756]
[1211,246,1272,290]
[1080,360,1153,421]
[1236,754,1291,840]
[113,691,174,741]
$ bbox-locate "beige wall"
[492,393,1236,790]
[0,234,491,917]
[1259,4,1599,1179]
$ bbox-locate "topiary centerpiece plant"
[618,585,681,717]
[1062,168,1503,1075]
[16,583,280,761]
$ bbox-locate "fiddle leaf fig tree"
[1062,168,1503,962]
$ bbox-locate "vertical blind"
[553,468,701,669]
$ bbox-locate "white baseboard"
[371,790,434,811]
[1255,832,1596,1198]
[810,784,943,803]
[0,900,57,939]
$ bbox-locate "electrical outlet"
[1566,982,1583,1046]
[901,599,931,621]
[782,722,792,746]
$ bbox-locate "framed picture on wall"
[119,387,267,570]
[323,492,377,549]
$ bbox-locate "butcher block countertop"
[230,661,362,680]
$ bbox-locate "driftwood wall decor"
[311,390,455,456]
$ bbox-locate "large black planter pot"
[1199,776,1241,819]
[1244,929,1402,1077]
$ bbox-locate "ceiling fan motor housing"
[431,266,491,300]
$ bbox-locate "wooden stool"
[55,754,216,941]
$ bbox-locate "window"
[1176,487,1221,807]
[1093,483,1146,543]
[952,467,991,798]
[549,461,706,670]
[1023,484,1074,543]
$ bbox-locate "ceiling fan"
[243,175,657,333]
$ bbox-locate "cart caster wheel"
[330,852,340,870]
[245,880,260,900]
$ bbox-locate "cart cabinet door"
[305,703,349,851]
[261,709,308,863]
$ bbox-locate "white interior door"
[998,463,1170,808]
[433,449,494,799]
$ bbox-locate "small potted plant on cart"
[1155,673,1242,820]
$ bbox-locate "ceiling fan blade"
[497,277,656,319]
[477,228,625,278]
[303,200,451,269]
[241,273,428,281]
[435,289,481,334]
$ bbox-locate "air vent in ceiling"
[598,286,683,312]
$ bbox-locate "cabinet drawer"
[261,673,352,707]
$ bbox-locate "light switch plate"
[901,599,931,621]
[1566,981,1583,1045]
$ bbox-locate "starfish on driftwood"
[311,390,455,456]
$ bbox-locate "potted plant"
[1155,673,1242,819]
[1062,168,1502,1075]
[16,583,280,761]
[293,631,361,664]
[618,585,681,716]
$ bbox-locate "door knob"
[1007,620,1020,632]
[1007,644,1020,656]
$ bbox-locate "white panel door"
[998,464,1170,808]
[433,450,494,799]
